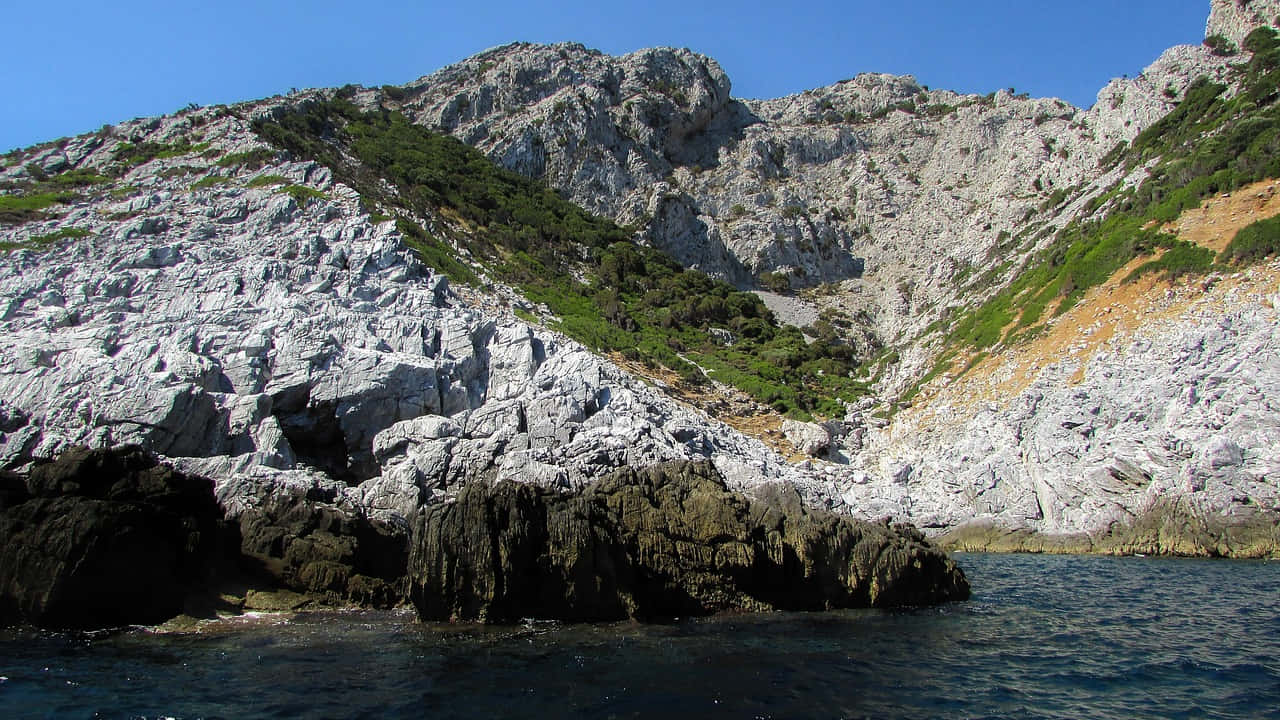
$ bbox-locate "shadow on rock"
[409,460,969,622]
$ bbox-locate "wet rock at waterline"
[409,460,969,622]
[0,446,229,628]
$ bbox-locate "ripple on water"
[1,554,1278,719]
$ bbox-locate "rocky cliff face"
[0,103,818,530]
[1208,0,1280,47]
[390,39,1234,354]
[371,4,1280,552]
[0,0,1277,568]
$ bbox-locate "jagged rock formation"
[0,0,1275,566]
[389,37,1234,352]
[234,485,407,608]
[0,90,968,625]
[1208,0,1280,48]
[409,460,968,622]
[0,446,228,628]
[0,107,806,523]
[372,3,1280,553]
[849,253,1280,549]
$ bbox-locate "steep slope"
[0,102,825,521]
[351,1,1279,553]
[384,36,1234,361]
[0,0,1276,562]
[847,7,1280,551]
[0,80,973,625]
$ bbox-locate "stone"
[408,460,968,622]
[0,446,229,628]
[783,419,831,457]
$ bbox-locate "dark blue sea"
[1,553,1278,719]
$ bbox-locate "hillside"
[0,0,1277,559]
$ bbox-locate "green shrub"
[216,148,275,169]
[247,174,289,188]
[114,140,197,165]
[1205,34,1238,56]
[279,184,327,206]
[1220,215,1280,264]
[0,192,77,224]
[1125,242,1215,281]
[0,226,89,252]
[191,175,233,190]
[758,271,791,293]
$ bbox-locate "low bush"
[215,148,275,169]
[1220,215,1280,264]
[279,184,327,206]
[246,174,289,188]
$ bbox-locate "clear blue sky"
[3,0,1210,153]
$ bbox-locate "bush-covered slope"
[921,27,1280,392]
[253,98,868,418]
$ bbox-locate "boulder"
[408,460,968,622]
[0,446,229,628]
[783,419,831,457]
[234,488,408,608]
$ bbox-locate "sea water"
[1,553,1277,719]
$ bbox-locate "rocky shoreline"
[0,447,968,629]
[939,505,1280,559]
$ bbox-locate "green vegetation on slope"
[0,226,90,252]
[254,99,868,418]
[925,27,1280,391]
[1221,214,1280,263]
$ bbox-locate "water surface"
[2,553,1277,719]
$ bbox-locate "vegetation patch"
[114,140,199,165]
[254,99,868,418]
[216,148,276,170]
[246,174,289,188]
[279,184,328,207]
[0,192,77,224]
[0,226,90,252]
[936,27,1280,370]
[1220,214,1280,264]
[46,169,111,188]
[191,175,233,190]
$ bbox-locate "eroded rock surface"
[1,1,1273,564]
[409,460,968,622]
[0,446,228,628]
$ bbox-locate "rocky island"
[2,0,1279,628]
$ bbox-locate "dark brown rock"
[234,489,407,607]
[0,446,229,628]
[409,460,968,622]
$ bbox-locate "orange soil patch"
[1163,179,1280,253]
[905,179,1280,416]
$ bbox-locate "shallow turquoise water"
[1,553,1278,719]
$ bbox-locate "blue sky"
[3,0,1210,153]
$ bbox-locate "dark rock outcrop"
[409,460,968,622]
[0,446,230,628]
[234,489,407,607]
[0,446,412,629]
[939,503,1280,559]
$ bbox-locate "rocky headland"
[0,0,1278,627]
